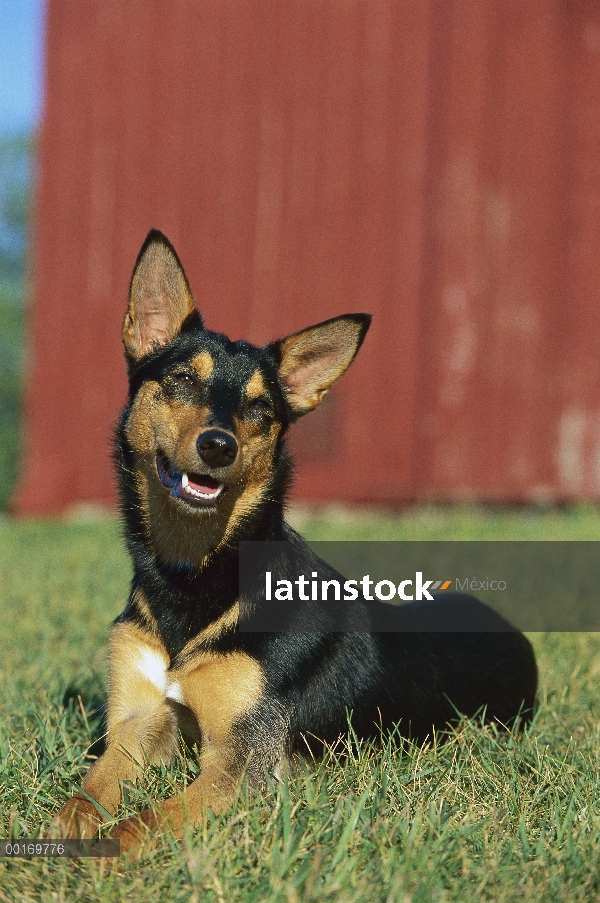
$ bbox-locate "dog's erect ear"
[269,314,371,418]
[122,230,203,363]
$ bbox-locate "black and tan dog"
[51,230,537,852]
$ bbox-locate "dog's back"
[238,526,537,750]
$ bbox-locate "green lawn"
[2,509,600,902]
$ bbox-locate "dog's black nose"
[196,429,238,467]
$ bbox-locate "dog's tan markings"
[127,384,211,466]
[123,232,197,362]
[107,623,174,734]
[53,635,268,850]
[245,368,266,401]
[177,652,264,741]
[130,587,159,634]
[144,477,224,569]
[177,602,240,663]
[216,419,281,548]
[125,381,162,454]
[190,350,214,382]
[127,388,210,465]
[50,622,179,839]
[109,748,245,853]
[153,402,211,463]
[107,652,266,853]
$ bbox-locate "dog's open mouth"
[156,453,225,508]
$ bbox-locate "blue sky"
[0,0,45,135]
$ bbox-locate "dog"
[51,230,537,852]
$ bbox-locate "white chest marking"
[165,680,185,704]
[137,647,185,704]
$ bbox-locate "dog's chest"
[120,633,264,740]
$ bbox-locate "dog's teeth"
[181,473,189,488]
[181,482,225,500]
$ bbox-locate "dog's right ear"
[122,230,203,364]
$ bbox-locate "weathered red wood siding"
[13,0,600,514]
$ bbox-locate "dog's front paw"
[108,808,160,855]
[48,794,103,839]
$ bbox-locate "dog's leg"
[108,739,244,853]
[50,624,178,838]
[108,654,287,854]
[108,724,288,855]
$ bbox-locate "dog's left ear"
[269,314,371,418]
[123,230,203,363]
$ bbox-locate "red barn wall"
[13,0,600,514]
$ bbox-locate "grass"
[2,508,600,901]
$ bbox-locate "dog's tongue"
[187,474,221,496]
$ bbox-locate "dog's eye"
[172,372,195,386]
[249,397,272,412]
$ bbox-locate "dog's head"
[119,230,370,567]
